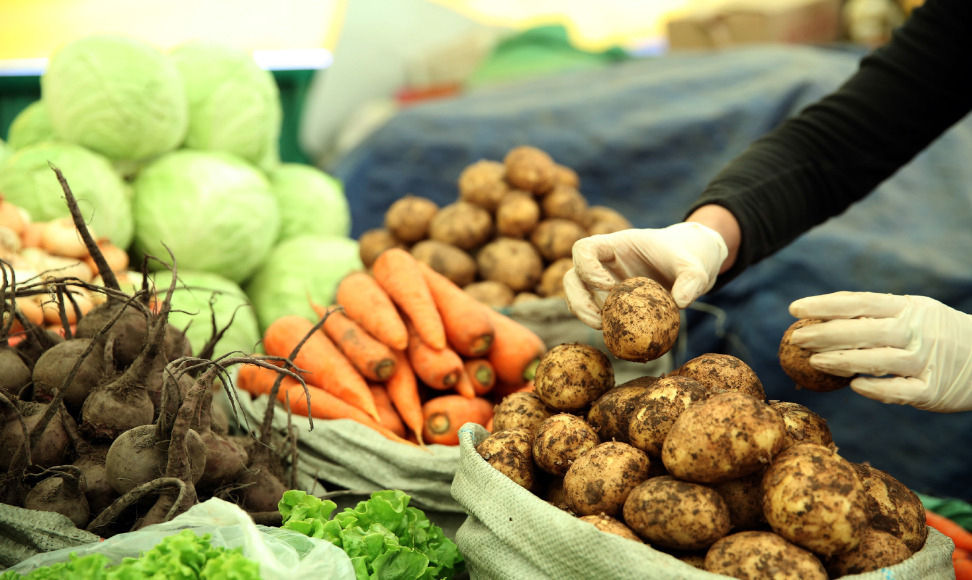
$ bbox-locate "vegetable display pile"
[475,277,931,578]
[237,247,548,446]
[357,145,633,307]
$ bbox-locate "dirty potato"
[533,413,600,476]
[429,201,493,251]
[553,164,580,188]
[534,343,614,413]
[704,531,828,580]
[824,528,913,577]
[578,513,643,543]
[662,391,786,483]
[495,190,541,239]
[770,400,834,451]
[491,391,553,435]
[563,441,651,516]
[384,195,438,242]
[476,427,537,490]
[779,319,852,392]
[530,218,588,262]
[584,205,633,235]
[504,145,557,194]
[410,239,478,287]
[512,291,541,305]
[710,469,767,530]
[676,353,765,400]
[585,376,658,443]
[357,228,405,268]
[477,237,544,292]
[463,280,515,308]
[458,159,509,211]
[762,443,869,557]
[853,462,928,552]
[601,277,680,362]
[536,257,573,298]
[622,475,731,551]
[541,184,588,222]
[627,375,708,457]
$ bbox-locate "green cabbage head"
[6,101,56,150]
[244,234,362,331]
[41,34,188,161]
[0,139,8,165]
[131,150,280,283]
[269,163,351,242]
[169,40,282,171]
[0,141,133,247]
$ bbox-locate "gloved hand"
[788,291,972,412]
[562,222,729,329]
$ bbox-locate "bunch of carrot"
[235,248,547,446]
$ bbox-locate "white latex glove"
[563,222,729,329]
[788,291,972,413]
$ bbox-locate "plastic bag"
[5,498,355,580]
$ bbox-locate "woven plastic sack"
[4,498,355,579]
[0,503,100,568]
[452,423,955,580]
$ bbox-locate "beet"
[72,444,117,517]
[105,423,206,495]
[0,347,31,399]
[32,338,107,410]
[0,401,73,470]
[23,466,90,528]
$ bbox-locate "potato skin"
[476,427,537,490]
[536,257,572,298]
[429,201,493,251]
[541,184,588,222]
[384,195,438,242]
[627,375,708,457]
[357,228,405,269]
[584,205,632,235]
[491,391,552,435]
[564,441,651,516]
[534,343,614,413]
[533,413,599,476]
[710,470,767,531]
[495,190,540,239]
[824,528,912,577]
[770,400,834,451]
[761,443,869,557]
[463,280,515,308]
[779,319,852,392]
[853,462,928,552]
[477,238,544,292]
[504,145,557,194]
[662,391,786,483]
[601,277,680,362]
[458,159,508,211]
[410,239,477,287]
[578,513,643,543]
[530,218,588,262]
[622,475,731,551]
[704,531,828,580]
[677,353,765,400]
[585,377,658,443]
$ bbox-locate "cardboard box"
[667,0,841,50]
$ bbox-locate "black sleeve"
[687,0,972,286]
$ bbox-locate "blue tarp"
[333,44,972,501]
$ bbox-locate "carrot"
[262,314,380,422]
[418,262,494,357]
[927,509,972,552]
[336,271,408,350]
[464,358,496,396]
[406,324,464,391]
[954,548,972,580]
[422,394,494,445]
[368,383,407,438]
[484,307,546,387]
[385,350,425,446]
[373,248,446,350]
[311,301,397,382]
[454,367,476,399]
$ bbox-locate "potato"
[529,218,588,262]
[601,277,680,362]
[769,400,834,451]
[578,513,643,543]
[762,443,869,557]
[495,190,541,239]
[543,475,569,510]
[584,205,633,235]
[458,159,508,211]
[534,342,614,413]
[585,376,658,443]
[512,291,541,305]
[823,528,912,577]
[677,353,765,400]
[564,441,651,516]
[661,391,786,483]
[536,257,572,298]
[853,462,928,552]
[384,195,438,242]
[779,319,852,392]
[410,239,477,287]
[622,475,731,551]
[704,531,828,580]
[476,238,544,292]
[504,145,556,194]
[553,163,580,188]
[463,280,515,308]
[491,391,553,435]
[627,375,708,457]
[541,184,588,222]
[476,427,537,490]
[429,201,493,251]
[357,228,405,269]
[710,469,767,530]
[533,413,599,476]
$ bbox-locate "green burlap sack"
[451,423,955,580]
[0,503,100,569]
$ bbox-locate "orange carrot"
[385,350,425,445]
[464,358,496,396]
[954,548,972,580]
[311,301,397,382]
[927,509,972,552]
[422,394,494,445]
[406,324,464,391]
[484,307,546,387]
[454,367,476,399]
[373,248,446,350]
[336,271,408,350]
[418,262,494,357]
[368,383,407,437]
[262,315,380,422]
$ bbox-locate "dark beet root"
[72,444,117,517]
[32,338,106,410]
[0,401,72,470]
[236,466,287,513]
[23,466,90,528]
[0,346,32,398]
[105,423,206,495]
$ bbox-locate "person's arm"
[685,204,740,274]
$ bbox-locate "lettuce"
[279,490,464,580]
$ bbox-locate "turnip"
[23,465,90,528]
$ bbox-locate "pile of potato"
[356,146,632,307]
[475,277,928,579]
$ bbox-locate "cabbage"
[41,34,187,161]
[0,141,133,247]
[150,269,261,360]
[0,139,8,165]
[269,163,351,242]
[169,40,282,171]
[6,101,56,150]
[244,234,362,331]
[131,150,280,283]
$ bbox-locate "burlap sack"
[451,423,955,580]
